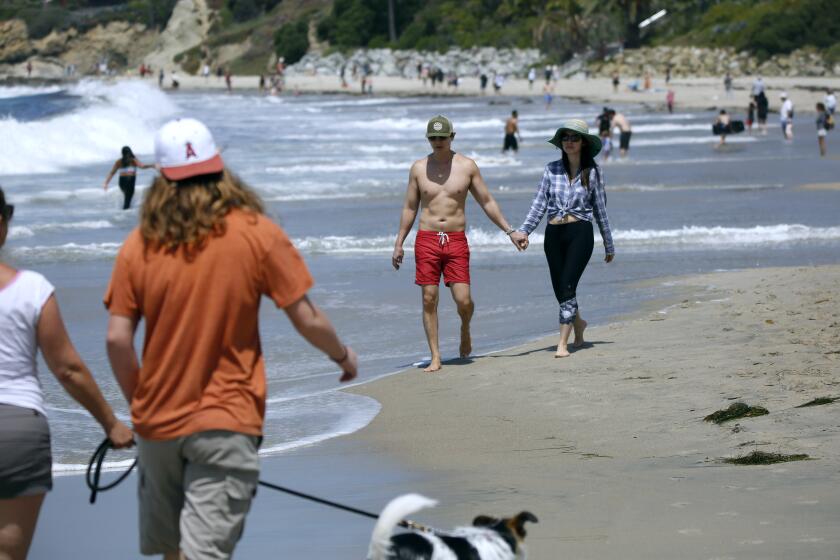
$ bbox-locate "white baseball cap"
[154,118,224,181]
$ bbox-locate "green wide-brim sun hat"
[548,118,603,158]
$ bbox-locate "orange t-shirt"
[104,209,313,440]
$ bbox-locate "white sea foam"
[9,241,122,262]
[9,220,113,239]
[0,85,64,99]
[266,158,409,174]
[0,80,177,175]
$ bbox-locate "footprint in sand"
[671,502,691,508]
[716,511,739,517]
[739,539,765,545]
[796,499,819,505]
[678,528,702,536]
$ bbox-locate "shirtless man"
[502,110,521,153]
[610,110,632,157]
[392,115,522,372]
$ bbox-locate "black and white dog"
[368,494,538,560]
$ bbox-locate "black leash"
[86,439,435,533]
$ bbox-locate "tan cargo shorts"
[136,430,260,559]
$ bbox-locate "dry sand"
[166,73,840,113]
[343,265,840,559]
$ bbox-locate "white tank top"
[0,270,54,415]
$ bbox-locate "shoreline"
[31,264,840,558]
[5,74,840,113]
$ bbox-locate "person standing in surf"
[392,115,522,373]
[104,118,357,559]
[103,146,155,210]
[509,119,615,358]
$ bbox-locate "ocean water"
[1,80,839,472]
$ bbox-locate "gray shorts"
[137,430,260,559]
[0,403,52,499]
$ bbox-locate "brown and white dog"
[367,494,538,560]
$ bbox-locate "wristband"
[330,345,349,365]
[505,228,515,236]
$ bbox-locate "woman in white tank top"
[0,187,133,559]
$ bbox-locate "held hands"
[107,420,135,449]
[392,246,404,270]
[509,231,529,251]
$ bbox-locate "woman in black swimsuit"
[103,146,154,210]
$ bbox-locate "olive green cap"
[547,118,602,157]
[426,115,454,137]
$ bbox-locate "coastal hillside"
[1,0,839,76]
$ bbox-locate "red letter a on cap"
[185,142,198,159]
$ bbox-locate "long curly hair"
[140,168,264,256]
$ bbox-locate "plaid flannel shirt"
[517,160,615,255]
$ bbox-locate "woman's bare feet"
[554,344,570,358]
[572,318,587,348]
[424,357,442,373]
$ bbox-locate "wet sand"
[30,265,840,559]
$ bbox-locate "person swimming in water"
[103,146,154,210]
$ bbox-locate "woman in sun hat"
[509,119,615,358]
[0,186,133,560]
[104,118,358,559]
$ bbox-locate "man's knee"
[455,297,473,316]
[422,291,438,310]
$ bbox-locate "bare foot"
[573,319,587,348]
[459,326,472,358]
[555,345,570,358]
[424,359,442,373]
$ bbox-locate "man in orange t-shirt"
[105,118,357,560]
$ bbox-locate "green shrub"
[274,19,309,65]
[230,0,261,22]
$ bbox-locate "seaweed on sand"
[704,402,768,424]
[723,451,810,465]
[795,396,839,408]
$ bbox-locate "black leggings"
[118,175,136,210]
[543,221,594,324]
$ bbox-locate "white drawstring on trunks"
[437,231,449,246]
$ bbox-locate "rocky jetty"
[587,46,839,78]
[287,47,543,78]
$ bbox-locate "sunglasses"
[561,134,582,142]
[1,204,13,222]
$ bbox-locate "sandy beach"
[154,73,840,114]
[30,265,840,559]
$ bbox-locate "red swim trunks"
[414,230,470,286]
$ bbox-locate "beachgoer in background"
[543,82,554,109]
[202,63,210,79]
[825,90,837,115]
[612,71,620,93]
[724,72,733,97]
[509,119,614,358]
[756,90,769,135]
[170,71,179,89]
[0,187,133,560]
[816,102,830,157]
[780,92,794,140]
[502,110,521,153]
[714,109,731,148]
[595,107,612,162]
[544,65,552,84]
[747,99,756,133]
[610,111,632,157]
[104,146,154,210]
[225,68,232,92]
[340,64,347,88]
[259,74,265,93]
[643,72,652,91]
[666,89,675,113]
[528,68,536,90]
[665,64,671,85]
[391,115,521,373]
[479,73,488,95]
[493,73,504,94]
[104,118,357,560]
[751,76,765,97]
[158,68,164,88]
